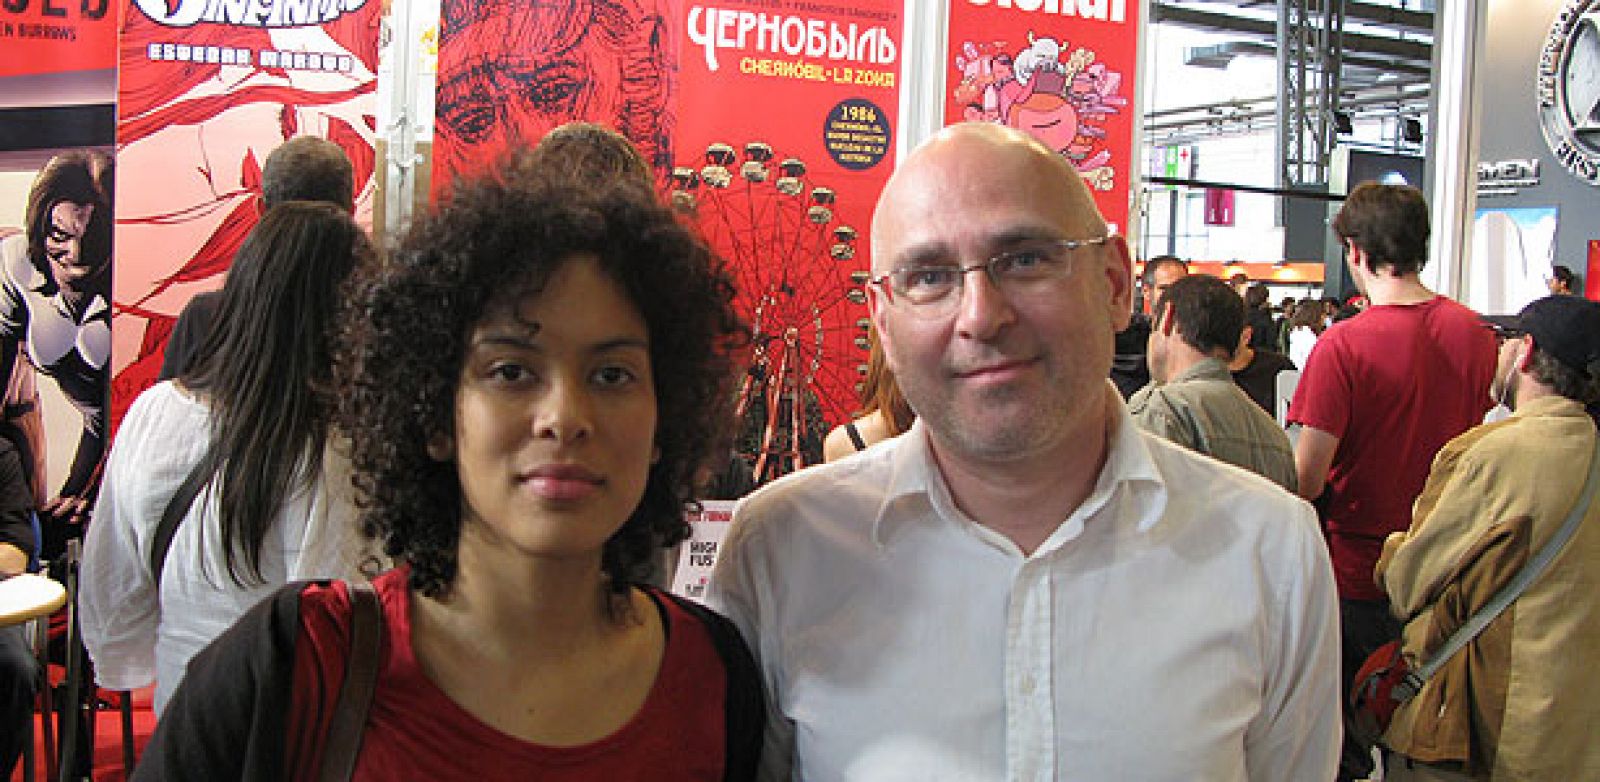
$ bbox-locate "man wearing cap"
[1375,295,1600,781]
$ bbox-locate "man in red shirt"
[1289,182,1496,780]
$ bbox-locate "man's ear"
[1518,334,1537,372]
[1343,239,1366,271]
[1105,235,1134,331]
[1158,302,1176,336]
[867,283,897,372]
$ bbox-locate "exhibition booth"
[0,0,1595,535]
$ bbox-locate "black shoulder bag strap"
[148,448,220,586]
[845,421,867,452]
[318,581,383,782]
[664,591,766,782]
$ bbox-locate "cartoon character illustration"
[0,151,114,528]
[950,33,1126,191]
[953,41,1025,123]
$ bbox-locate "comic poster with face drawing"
[434,0,904,492]
[945,0,1139,233]
[1,0,118,551]
[0,150,114,552]
[113,0,381,422]
[431,0,681,194]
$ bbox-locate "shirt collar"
[869,418,939,547]
[869,382,1171,550]
[1513,394,1591,421]
[1167,357,1233,385]
[1094,390,1168,535]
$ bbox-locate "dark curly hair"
[334,157,744,600]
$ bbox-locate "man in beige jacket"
[1377,295,1600,781]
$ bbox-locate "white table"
[0,572,66,628]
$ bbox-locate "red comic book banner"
[112,0,379,428]
[0,0,117,77]
[945,0,1138,232]
[673,1,902,485]
[430,0,683,200]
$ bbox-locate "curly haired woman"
[136,158,761,781]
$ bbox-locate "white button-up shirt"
[708,394,1340,781]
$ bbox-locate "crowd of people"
[2,120,1593,781]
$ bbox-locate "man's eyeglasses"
[872,236,1110,316]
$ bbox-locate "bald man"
[708,123,1339,781]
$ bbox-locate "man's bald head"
[871,123,1107,273]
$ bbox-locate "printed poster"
[433,0,904,492]
[113,0,381,423]
[431,0,682,195]
[945,0,1138,232]
[0,0,117,77]
[0,149,114,552]
[670,500,735,603]
[0,0,118,549]
[674,1,902,488]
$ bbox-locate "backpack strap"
[661,591,766,782]
[318,581,383,782]
[149,448,219,586]
[1405,431,1600,694]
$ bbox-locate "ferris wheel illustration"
[669,140,869,490]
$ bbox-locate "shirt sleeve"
[705,503,795,782]
[80,418,160,691]
[132,583,302,782]
[1245,498,1342,780]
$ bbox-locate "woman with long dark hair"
[81,201,377,713]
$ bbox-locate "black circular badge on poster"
[822,98,891,171]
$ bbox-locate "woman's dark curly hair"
[334,158,744,600]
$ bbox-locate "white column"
[895,0,950,159]
[378,0,437,247]
[1425,0,1488,299]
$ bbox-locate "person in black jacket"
[1112,255,1188,398]
[0,438,36,777]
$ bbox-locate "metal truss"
[1276,0,1348,188]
